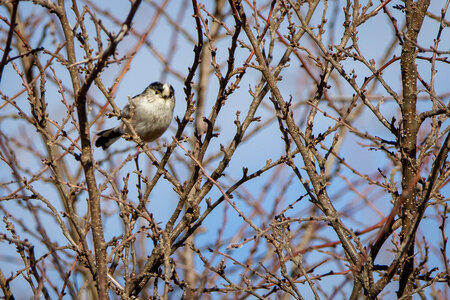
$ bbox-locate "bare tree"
[0,0,448,299]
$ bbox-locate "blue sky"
[0,0,449,298]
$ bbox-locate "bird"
[95,82,175,150]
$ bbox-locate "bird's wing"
[121,98,135,119]
[121,104,130,118]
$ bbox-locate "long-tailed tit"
[95,82,175,150]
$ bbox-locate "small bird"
[95,82,175,150]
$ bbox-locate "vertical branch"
[398,0,430,297]
[0,0,19,82]
[56,0,142,297]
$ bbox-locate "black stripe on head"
[148,82,164,92]
[138,82,163,97]
[167,85,174,98]
[140,82,174,99]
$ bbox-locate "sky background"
[0,0,449,298]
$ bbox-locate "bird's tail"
[95,127,122,150]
